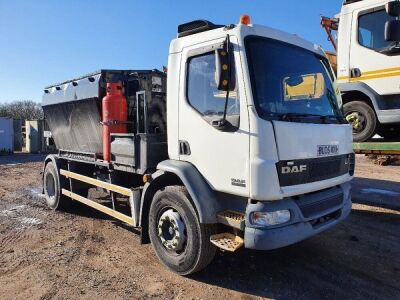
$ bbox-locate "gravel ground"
[0,153,399,299]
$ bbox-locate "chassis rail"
[60,169,138,226]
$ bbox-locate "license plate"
[317,145,339,156]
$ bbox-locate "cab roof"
[341,0,388,15]
[170,21,325,57]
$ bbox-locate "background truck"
[42,16,354,275]
[321,0,400,142]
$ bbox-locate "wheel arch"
[342,90,375,108]
[138,160,218,244]
[339,82,380,114]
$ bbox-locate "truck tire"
[148,186,216,275]
[343,101,377,142]
[43,162,70,210]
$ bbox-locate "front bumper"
[244,182,352,250]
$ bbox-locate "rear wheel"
[149,186,216,275]
[43,162,69,210]
[343,101,377,142]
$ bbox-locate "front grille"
[309,158,342,181]
[276,154,350,187]
[297,193,343,218]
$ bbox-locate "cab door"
[350,4,400,95]
[177,36,250,197]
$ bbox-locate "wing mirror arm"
[213,34,236,130]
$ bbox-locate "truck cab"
[160,18,353,266]
[42,16,354,275]
[168,18,353,202]
[323,0,400,141]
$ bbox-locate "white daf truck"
[42,16,354,275]
[322,0,400,142]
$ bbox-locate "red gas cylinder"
[102,82,128,162]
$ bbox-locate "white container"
[0,117,14,153]
[26,120,44,153]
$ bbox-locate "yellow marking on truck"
[361,66,400,76]
[61,189,134,225]
[338,67,400,81]
[60,169,131,196]
[349,71,400,81]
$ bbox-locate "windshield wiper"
[280,113,341,124]
[280,113,324,120]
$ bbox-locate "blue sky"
[0,0,342,103]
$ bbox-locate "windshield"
[245,36,344,123]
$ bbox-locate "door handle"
[179,140,191,156]
[350,68,362,78]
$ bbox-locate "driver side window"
[358,9,395,50]
[187,52,240,127]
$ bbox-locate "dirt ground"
[0,154,399,300]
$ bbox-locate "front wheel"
[343,101,377,142]
[148,186,216,275]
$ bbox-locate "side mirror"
[215,39,236,91]
[385,20,400,42]
[386,1,400,16]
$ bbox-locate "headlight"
[251,210,291,226]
